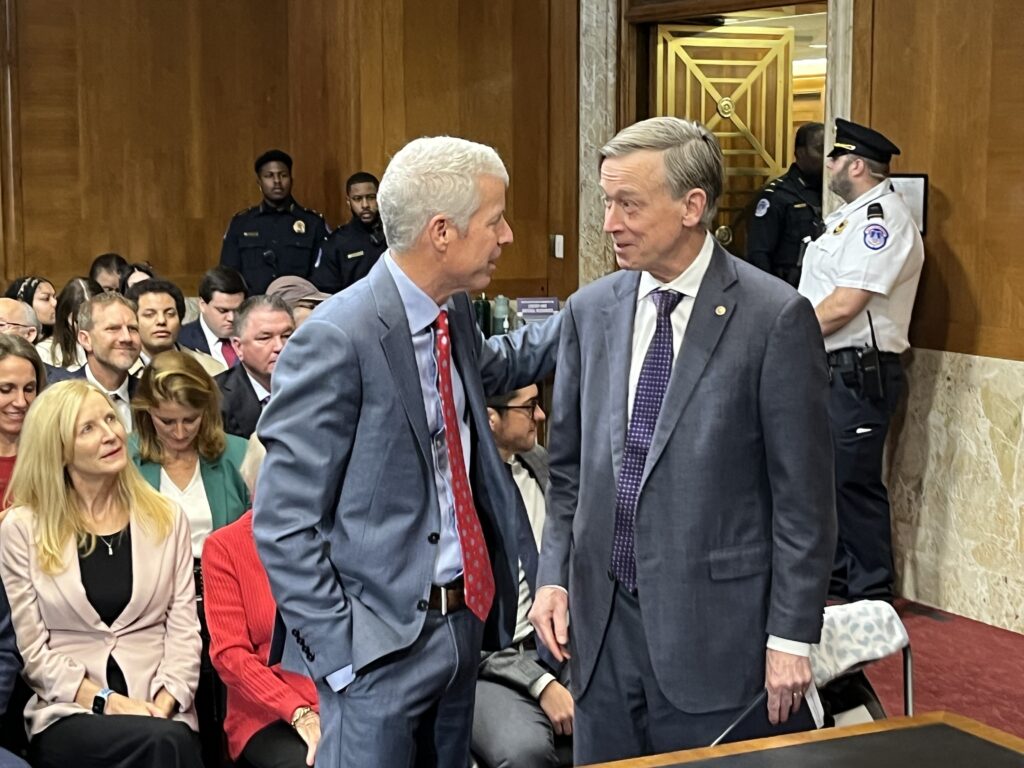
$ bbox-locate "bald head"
[0,298,38,342]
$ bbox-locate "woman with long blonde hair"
[0,380,204,768]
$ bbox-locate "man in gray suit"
[253,136,559,767]
[530,117,836,764]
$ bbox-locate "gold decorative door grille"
[654,25,793,252]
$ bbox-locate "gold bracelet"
[290,706,313,728]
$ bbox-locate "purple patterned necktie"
[610,289,683,592]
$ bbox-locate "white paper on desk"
[807,684,825,728]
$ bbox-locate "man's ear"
[486,406,500,432]
[78,329,93,353]
[425,214,451,252]
[231,337,243,361]
[680,188,709,229]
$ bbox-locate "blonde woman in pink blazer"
[0,380,203,768]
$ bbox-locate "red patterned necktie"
[434,309,495,621]
[220,338,238,367]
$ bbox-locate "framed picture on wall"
[889,173,928,235]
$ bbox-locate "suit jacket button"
[292,628,300,637]
[417,599,429,611]
[607,569,615,582]
[308,652,315,661]
[428,533,440,544]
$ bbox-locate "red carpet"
[865,600,1024,738]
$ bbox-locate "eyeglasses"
[491,399,541,418]
[0,319,34,332]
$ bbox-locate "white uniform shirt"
[798,180,924,353]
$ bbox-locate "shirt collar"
[384,251,444,335]
[637,230,715,302]
[838,179,891,214]
[84,363,131,402]
[246,370,271,402]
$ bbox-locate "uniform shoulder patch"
[232,206,255,218]
[867,202,885,220]
[863,223,889,250]
[754,198,771,217]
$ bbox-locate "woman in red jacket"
[201,436,319,768]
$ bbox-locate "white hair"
[377,136,508,254]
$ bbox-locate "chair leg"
[902,644,914,716]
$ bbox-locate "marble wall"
[889,349,1024,633]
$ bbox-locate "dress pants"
[29,713,203,768]
[574,584,814,765]
[828,359,904,600]
[314,606,483,767]
[239,721,308,768]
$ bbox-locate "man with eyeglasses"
[473,384,572,768]
[0,298,40,344]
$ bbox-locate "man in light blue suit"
[254,136,559,767]
[531,117,837,764]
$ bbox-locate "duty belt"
[827,347,900,370]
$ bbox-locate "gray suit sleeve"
[477,308,561,397]
[760,294,837,643]
[252,318,359,680]
[536,300,581,590]
[478,647,551,697]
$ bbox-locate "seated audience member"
[4,277,56,341]
[125,280,225,376]
[0,337,46,506]
[0,380,203,768]
[0,579,29,768]
[214,295,294,438]
[266,275,329,328]
[0,300,38,345]
[35,277,103,369]
[117,262,155,295]
[49,294,142,431]
[89,253,129,292]
[473,385,572,768]
[203,436,320,768]
[179,266,248,369]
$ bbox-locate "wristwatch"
[92,687,114,715]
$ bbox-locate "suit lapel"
[604,272,641,482]
[52,537,105,630]
[371,264,432,464]
[641,246,737,487]
[111,517,153,631]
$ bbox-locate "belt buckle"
[439,586,449,616]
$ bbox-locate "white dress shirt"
[83,364,133,432]
[200,314,233,368]
[159,463,212,558]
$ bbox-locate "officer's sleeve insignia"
[863,223,889,250]
[755,198,770,217]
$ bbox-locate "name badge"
[243,231,259,237]
[346,250,365,260]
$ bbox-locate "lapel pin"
[715,305,727,316]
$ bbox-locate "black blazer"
[178,321,211,355]
[215,364,263,438]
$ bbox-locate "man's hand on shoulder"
[764,648,812,725]
[528,586,571,663]
[538,680,574,735]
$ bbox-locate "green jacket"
[130,432,251,532]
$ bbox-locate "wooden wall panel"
[854,0,1024,360]
[2,0,579,300]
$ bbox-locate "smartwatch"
[92,687,114,715]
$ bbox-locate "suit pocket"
[708,541,771,581]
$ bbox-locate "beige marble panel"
[577,0,617,285]
[889,348,1024,632]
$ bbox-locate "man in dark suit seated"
[48,292,142,430]
[214,295,294,438]
[473,384,572,768]
[0,581,29,767]
[179,266,248,369]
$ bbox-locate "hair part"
[377,136,508,254]
[600,117,724,229]
[232,294,294,340]
[7,380,174,574]
[198,266,248,303]
[132,350,226,463]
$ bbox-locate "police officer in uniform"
[798,118,924,602]
[310,171,387,293]
[220,149,329,295]
[747,122,825,287]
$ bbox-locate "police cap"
[828,118,901,163]
[254,149,293,174]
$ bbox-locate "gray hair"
[22,304,41,337]
[600,117,724,229]
[78,292,137,332]
[377,136,509,254]
[232,294,294,340]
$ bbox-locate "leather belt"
[428,579,466,614]
[827,347,901,368]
